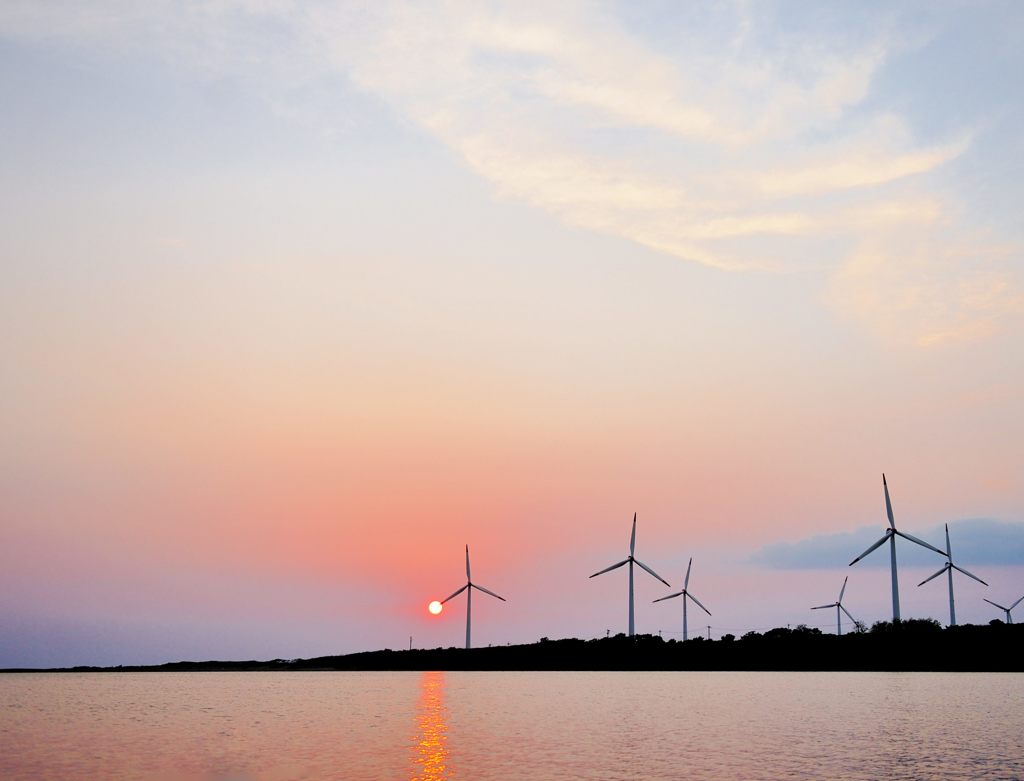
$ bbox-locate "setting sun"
[428,601,443,615]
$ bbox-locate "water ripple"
[1,671,1022,780]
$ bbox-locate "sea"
[2,670,1022,780]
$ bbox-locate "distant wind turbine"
[983,594,1023,624]
[440,545,505,649]
[590,513,670,637]
[810,575,861,635]
[917,524,987,626]
[849,474,946,621]
[653,557,710,641]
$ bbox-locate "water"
[2,671,1022,780]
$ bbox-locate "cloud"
[2,0,1020,340]
[750,518,1024,570]
[314,1,1023,332]
[828,234,1024,347]
[316,2,962,273]
[748,137,970,197]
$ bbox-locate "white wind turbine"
[810,575,861,635]
[652,557,710,641]
[983,594,1023,624]
[440,545,505,649]
[590,513,670,637]
[917,524,987,626]
[849,474,946,621]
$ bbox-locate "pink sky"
[2,2,1023,666]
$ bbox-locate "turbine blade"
[630,512,636,556]
[984,598,1008,611]
[1011,594,1024,610]
[951,564,987,586]
[653,591,684,603]
[894,530,946,556]
[810,603,835,610]
[839,604,858,624]
[472,583,506,601]
[685,557,692,589]
[838,575,848,603]
[945,523,952,558]
[590,559,629,578]
[883,473,895,529]
[850,533,890,565]
[917,565,948,587]
[465,545,471,580]
[441,584,468,604]
[686,592,711,616]
[634,557,671,587]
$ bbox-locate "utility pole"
[707,625,711,641]
[409,636,412,651]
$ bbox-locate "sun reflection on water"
[412,671,452,780]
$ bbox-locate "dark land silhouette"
[5,620,1022,673]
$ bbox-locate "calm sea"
[2,671,1022,780]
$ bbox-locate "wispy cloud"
[2,0,1021,342]
[315,2,1022,338]
[747,137,971,198]
[750,518,1024,570]
[828,234,1024,347]
[317,2,955,272]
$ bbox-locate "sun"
[428,600,443,615]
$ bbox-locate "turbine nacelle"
[917,562,987,588]
[810,575,859,635]
[652,557,710,642]
[916,523,988,627]
[439,544,506,649]
[653,589,711,613]
[589,513,670,637]
[848,475,946,622]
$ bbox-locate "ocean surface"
[2,670,1022,780]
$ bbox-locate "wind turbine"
[440,545,505,649]
[653,557,710,641]
[917,524,987,626]
[849,474,946,621]
[590,513,670,636]
[983,594,1023,624]
[810,575,861,635]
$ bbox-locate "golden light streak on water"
[412,671,451,780]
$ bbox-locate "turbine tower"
[440,545,505,649]
[590,513,670,636]
[917,524,987,626]
[810,575,860,635]
[983,594,1023,624]
[652,557,710,641]
[849,474,946,621]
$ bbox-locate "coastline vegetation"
[5,620,1022,673]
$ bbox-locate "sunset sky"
[2,1,1023,667]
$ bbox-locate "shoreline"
[5,620,1022,673]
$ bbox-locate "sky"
[2,1,1023,667]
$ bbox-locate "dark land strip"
[4,620,1022,673]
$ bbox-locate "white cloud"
[748,138,970,197]
[312,4,966,260]
[829,234,1024,347]
[2,0,1020,341]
